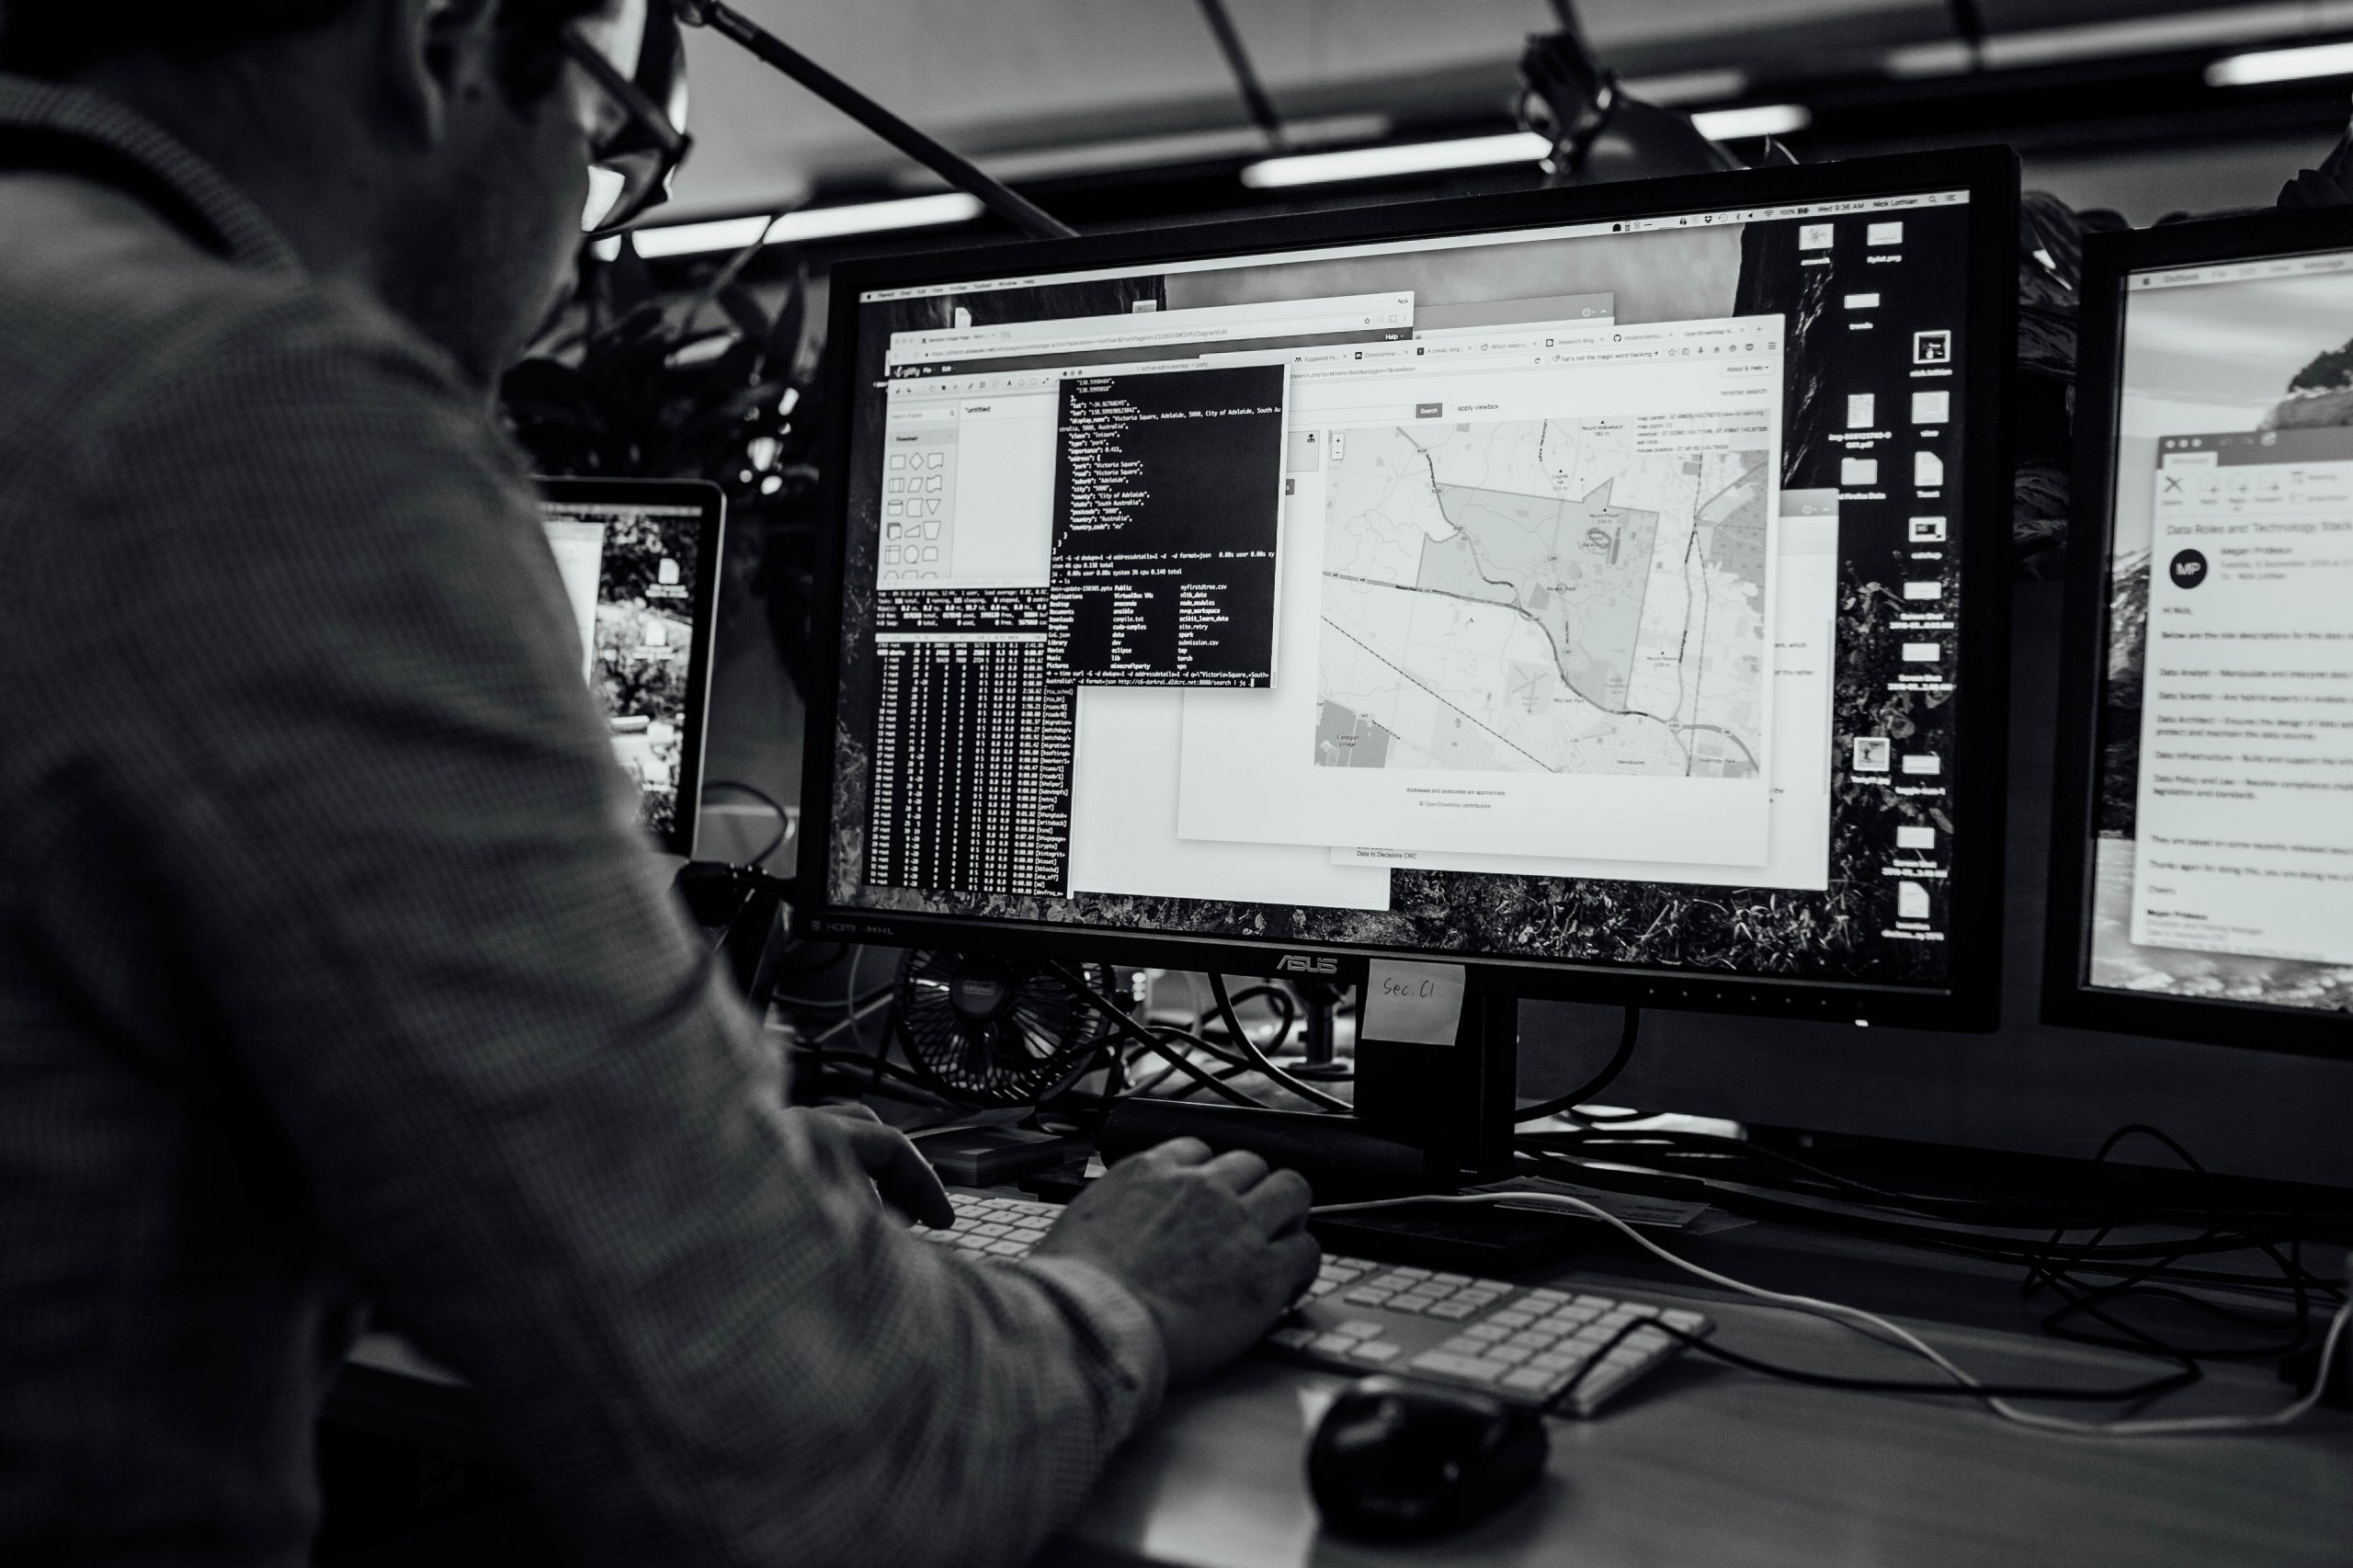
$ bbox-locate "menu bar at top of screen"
[2130,250,2353,292]
[884,293,1414,369]
[858,190,1972,303]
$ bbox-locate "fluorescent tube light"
[1690,103,1812,141]
[1240,131,1548,189]
[2207,40,2353,86]
[632,193,984,259]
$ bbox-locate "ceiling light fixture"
[631,193,984,259]
[2206,39,2353,86]
[1240,131,1549,189]
[1688,103,1812,141]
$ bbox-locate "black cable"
[1540,1316,1654,1415]
[1514,1006,1640,1122]
[1207,983,1298,1057]
[702,778,792,866]
[1208,973,1351,1113]
[1656,1323,2200,1404]
[2020,1125,2321,1362]
[1045,960,1276,1110]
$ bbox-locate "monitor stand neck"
[1286,979,1354,1082]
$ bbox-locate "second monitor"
[801,149,2018,1030]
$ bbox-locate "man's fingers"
[830,1117,957,1230]
[812,1102,883,1127]
[1236,1167,1313,1237]
[1199,1150,1271,1193]
[1135,1137,1213,1169]
[1270,1232,1324,1303]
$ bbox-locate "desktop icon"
[1853,737,1892,773]
[1914,330,1953,365]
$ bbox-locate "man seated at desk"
[0,3,1320,1564]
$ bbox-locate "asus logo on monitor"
[1276,955,1341,975]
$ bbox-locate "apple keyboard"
[921,1191,1711,1416]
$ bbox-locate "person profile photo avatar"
[2169,549,2209,590]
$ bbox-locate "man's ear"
[379,0,505,149]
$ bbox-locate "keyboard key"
[1008,1228,1047,1244]
[952,1234,992,1250]
[1427,1301,1478,1321]
[1484,1346,1533,1366]
[1312,1334,1359,1356]
[1529,1350,1588,1374]
[985,1239,1028,1256]
[1341,1288,1394,1307]
[1386,1297,1428,1314]
[1411,1353,1504,1383]
[1504,1368,1561,1392]
[1352,1341,1403,1363]
[1463,1324,1511,1342]
[1439,1335,1488,1356]
[1432,1272,1472,1286]
[1509,1330,1557,1350]
[1577,1362,1637,1402]
[1335,1322,1384,1340]
[1369,1274,1417,1291]
[1393,1267,1434,1279]
[1488,1311,1535,1330]
[1268,1326,1316,1349]
[1523,1290,1569,1307]
[1662,1310,1707,1333]
[1574,1294,1616,1310]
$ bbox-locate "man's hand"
[794,1104,956,1231]
[1033,1139,1320,1387]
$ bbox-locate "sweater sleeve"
[34,289,1165,1568]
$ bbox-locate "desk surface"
[346,1222,2353,1568]
[1038,1221,2353,1568]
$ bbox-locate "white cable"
[1311,1193,2350,1437]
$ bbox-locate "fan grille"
[893,951,1116,1107]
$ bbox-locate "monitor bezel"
[798,147,2019,1031]
[537,475,728,859]
[2044,210,2353,1057]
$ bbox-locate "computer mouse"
[1306,1375,1551,1541]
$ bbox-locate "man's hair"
[0,0,605,95]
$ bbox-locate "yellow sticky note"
[1362,960,1466,1047]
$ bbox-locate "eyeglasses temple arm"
[676,0,1076,243]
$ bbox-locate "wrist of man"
[1017,1255,1169,1437]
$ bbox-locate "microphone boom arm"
[674,0,1076,241]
